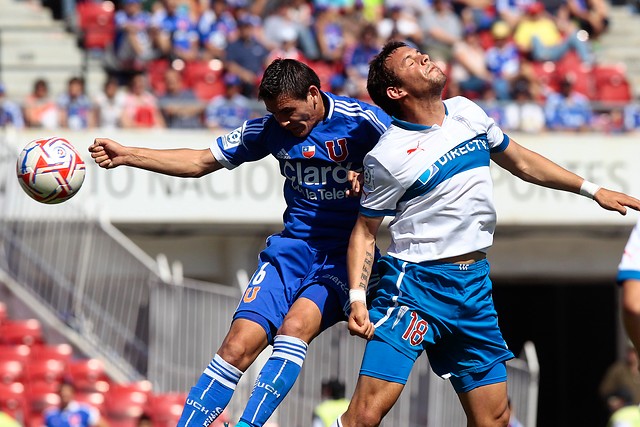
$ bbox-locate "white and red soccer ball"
[16,137,86,204]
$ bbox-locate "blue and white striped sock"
[178,354,243,427]
[239,335,308,426]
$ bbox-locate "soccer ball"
[16,137,86,204]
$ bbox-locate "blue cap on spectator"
[123,0,141,5]
[237,14,261,27]
[224,73,242,86]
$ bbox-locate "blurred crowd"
[2,0,640,133]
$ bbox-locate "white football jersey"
[361,96,510,263]
[618,219,640,283]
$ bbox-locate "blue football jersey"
[211,91,390,249]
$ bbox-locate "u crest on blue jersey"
[325,138,349,162]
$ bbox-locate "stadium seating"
[75,391,106,413]
[0,319,44,346]
[0,383,28,426]
[146,392,186,427]
[76,1,116,50]
[593,64,633,104]
[25,381,60,426]
[0,360,24,385]
[29,343,73,364]
[66,358,109,394]
[182,60,225,101]
[147,59,171,96]
[555,52,594,99]
[26,359,66,385]
[104,383,151,427]
[0,345,31,365]
[0,302,7,325]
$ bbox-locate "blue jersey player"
[331,41,640,427]
[88,58,391,427]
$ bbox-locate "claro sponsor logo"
[283,161,354,201]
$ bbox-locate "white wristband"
[579,180,601,199]
[349,289,367,305]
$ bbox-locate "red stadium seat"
[0,319,44,346]
[0,383,28,426]
[0,345,31,365]
[25,381,60,422]
[529,60,559,99]
[182,60,225,101]
[26,359,66,385]
[146,392,186,427]
[77,1,116,50]
[66,359,109,393]
[104,383,151,427]
[75,391,106,413]
[29,343,73,364]
[0,302,7,325]
[146,58,171,96]
[0,360,25,385]
[555,51,594,99]
[593,64,632,104]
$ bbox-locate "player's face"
[386,46,446,97]
[264,88,323,138]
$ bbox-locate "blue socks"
[238,335,308,427]
[177,354,243,427]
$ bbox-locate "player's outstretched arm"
[347,214,383,340]
[492,138,640,215]
[593,188,640,216]
[88,138,223,178]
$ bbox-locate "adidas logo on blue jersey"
[275,149,291,160]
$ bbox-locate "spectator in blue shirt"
[44,382,106,427]
[57,77,94,130]
[113,0,154,73]
[343,23,381,101]
[0,83,24,129]
[204,73,252,130]
[224,14,269,98]
[624,100,640,132]
[544,76,593,132]
[485,20,521,100]
[197,0,237,60]
[151,0,199,61]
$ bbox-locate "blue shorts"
[235,234,378,343]
[360,256,513,392]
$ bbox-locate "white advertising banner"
[2,129,639,226]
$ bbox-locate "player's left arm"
[491,138,640,215]
[347,214,384,340]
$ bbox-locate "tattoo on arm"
[359,249,374,289]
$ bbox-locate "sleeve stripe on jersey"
[490,134,510,153]
[360,206,395,217]
[617,270,640,284]
[333,100,388,134]
[242,119,267,137]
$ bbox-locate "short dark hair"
[258,59,321,102]
[367,41,406,118]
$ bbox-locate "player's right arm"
[88,137,223,178]
[347,213,384,340]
